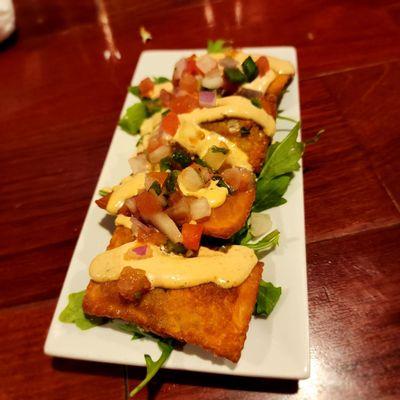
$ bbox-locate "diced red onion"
[125,197,137,214]
[173,58,187,81]
[237,88,263,99]
[180,167,204,191]
[190,198,211,220]
[128,154,148,174]
[199,91,216,108]
[196,55,218,74]
[219,57,238,69]
[148,144,171,164]
[132,245,148,256]
[148,212,182,243]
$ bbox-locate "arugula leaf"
[98,189,110,197]
[207,39,226,53]
[224,67,246,83]
[244,229,280,255]
[130,339,174,397]
[242,56,258,82]
[153,76,170,84]
[254,173,293,211]
[129,86,140,98]
[119,103,147,135]
[253,122,304,211]
[59,291,105,330]
[254,280,282,317]
[277,114,298,124]
[251,98,262,108]
[109,320,145,340]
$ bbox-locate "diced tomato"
[161,111,180,135]
[137,226,167,245]
[184,55,203,76]
[147,134,164,153]
[179,73,199,94]
[182,223,203,251]
[260,96,274,116]
[159,89,172,107]
[169,94,199,114]
[139,77,154,97]
[135,191,163,218]
[148,171,169,187]
[256,56,270,77]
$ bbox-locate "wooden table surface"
[1,0,399,398]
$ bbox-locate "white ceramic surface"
[45,47,309,380]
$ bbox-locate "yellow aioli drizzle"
[242,69,276,93]
[178,175,228,208]
[208,51,295,75]
[115,214,133,229]
[106,172,146,215]
[150,82,173,99]
[89,241,258,289]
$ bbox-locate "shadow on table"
[128,366,299,399]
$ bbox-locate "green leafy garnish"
[244,229,280,254]
[171,149,192,168]
[165,170,179,192]
[59,291,105,330]
[109,320,145,340]
[251,98,262,108]
[254,280,282,317]
[211,145,229,155]
[98,189,110,197]
[277,114,298,124]
[207,39,226,53]
[143,99,162,116]
[224,67,246,84]
[153,76,170,84]
[149,181,162,196]
[193,157,210,168]
[160,157,172,171]
[130,339,174,397]
[242,56,258,82]
[119,103,147,135]
[212,176,232,194]
[129,86,140,98]
[254,122,304,212]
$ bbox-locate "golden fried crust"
[200,188,255,239]
[201,119,269,173]
[83,262,263,362]
[107,226,134,250]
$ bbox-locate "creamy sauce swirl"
[89,241,258,289]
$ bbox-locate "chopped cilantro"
[251,98,262,108]
[211,145,229,155]
[242,56,258,82]
[207,39,226,53]
[153,76,170,84]
[224,67,246,84]
[149,181,162,196]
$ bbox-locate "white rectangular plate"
[45,47,309,380]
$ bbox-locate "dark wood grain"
[1,0,399,399]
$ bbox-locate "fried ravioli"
[83,227,263,362]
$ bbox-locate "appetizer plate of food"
[45,43,309,391]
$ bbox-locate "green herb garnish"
[119,103,147,135]
[242,56,258,82]
[130,339,174,397]
[244,229,280,255]
[59,291,105,330]
[207,39,226,53]
[212,176,233,194]
[165,170,179,192]
[193,157,210,168]
[149,181,162,196]
[251,98,262,108]
[254,280,282,317]
[224,67,246,84]
[171,149,192,168]
[254,122,304,211]
[160,157,172,171]
[98,189,109,197]
[109,321,145,340]
[129,86,140,98]
[211,145,229,155]
[153,76,170,84]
